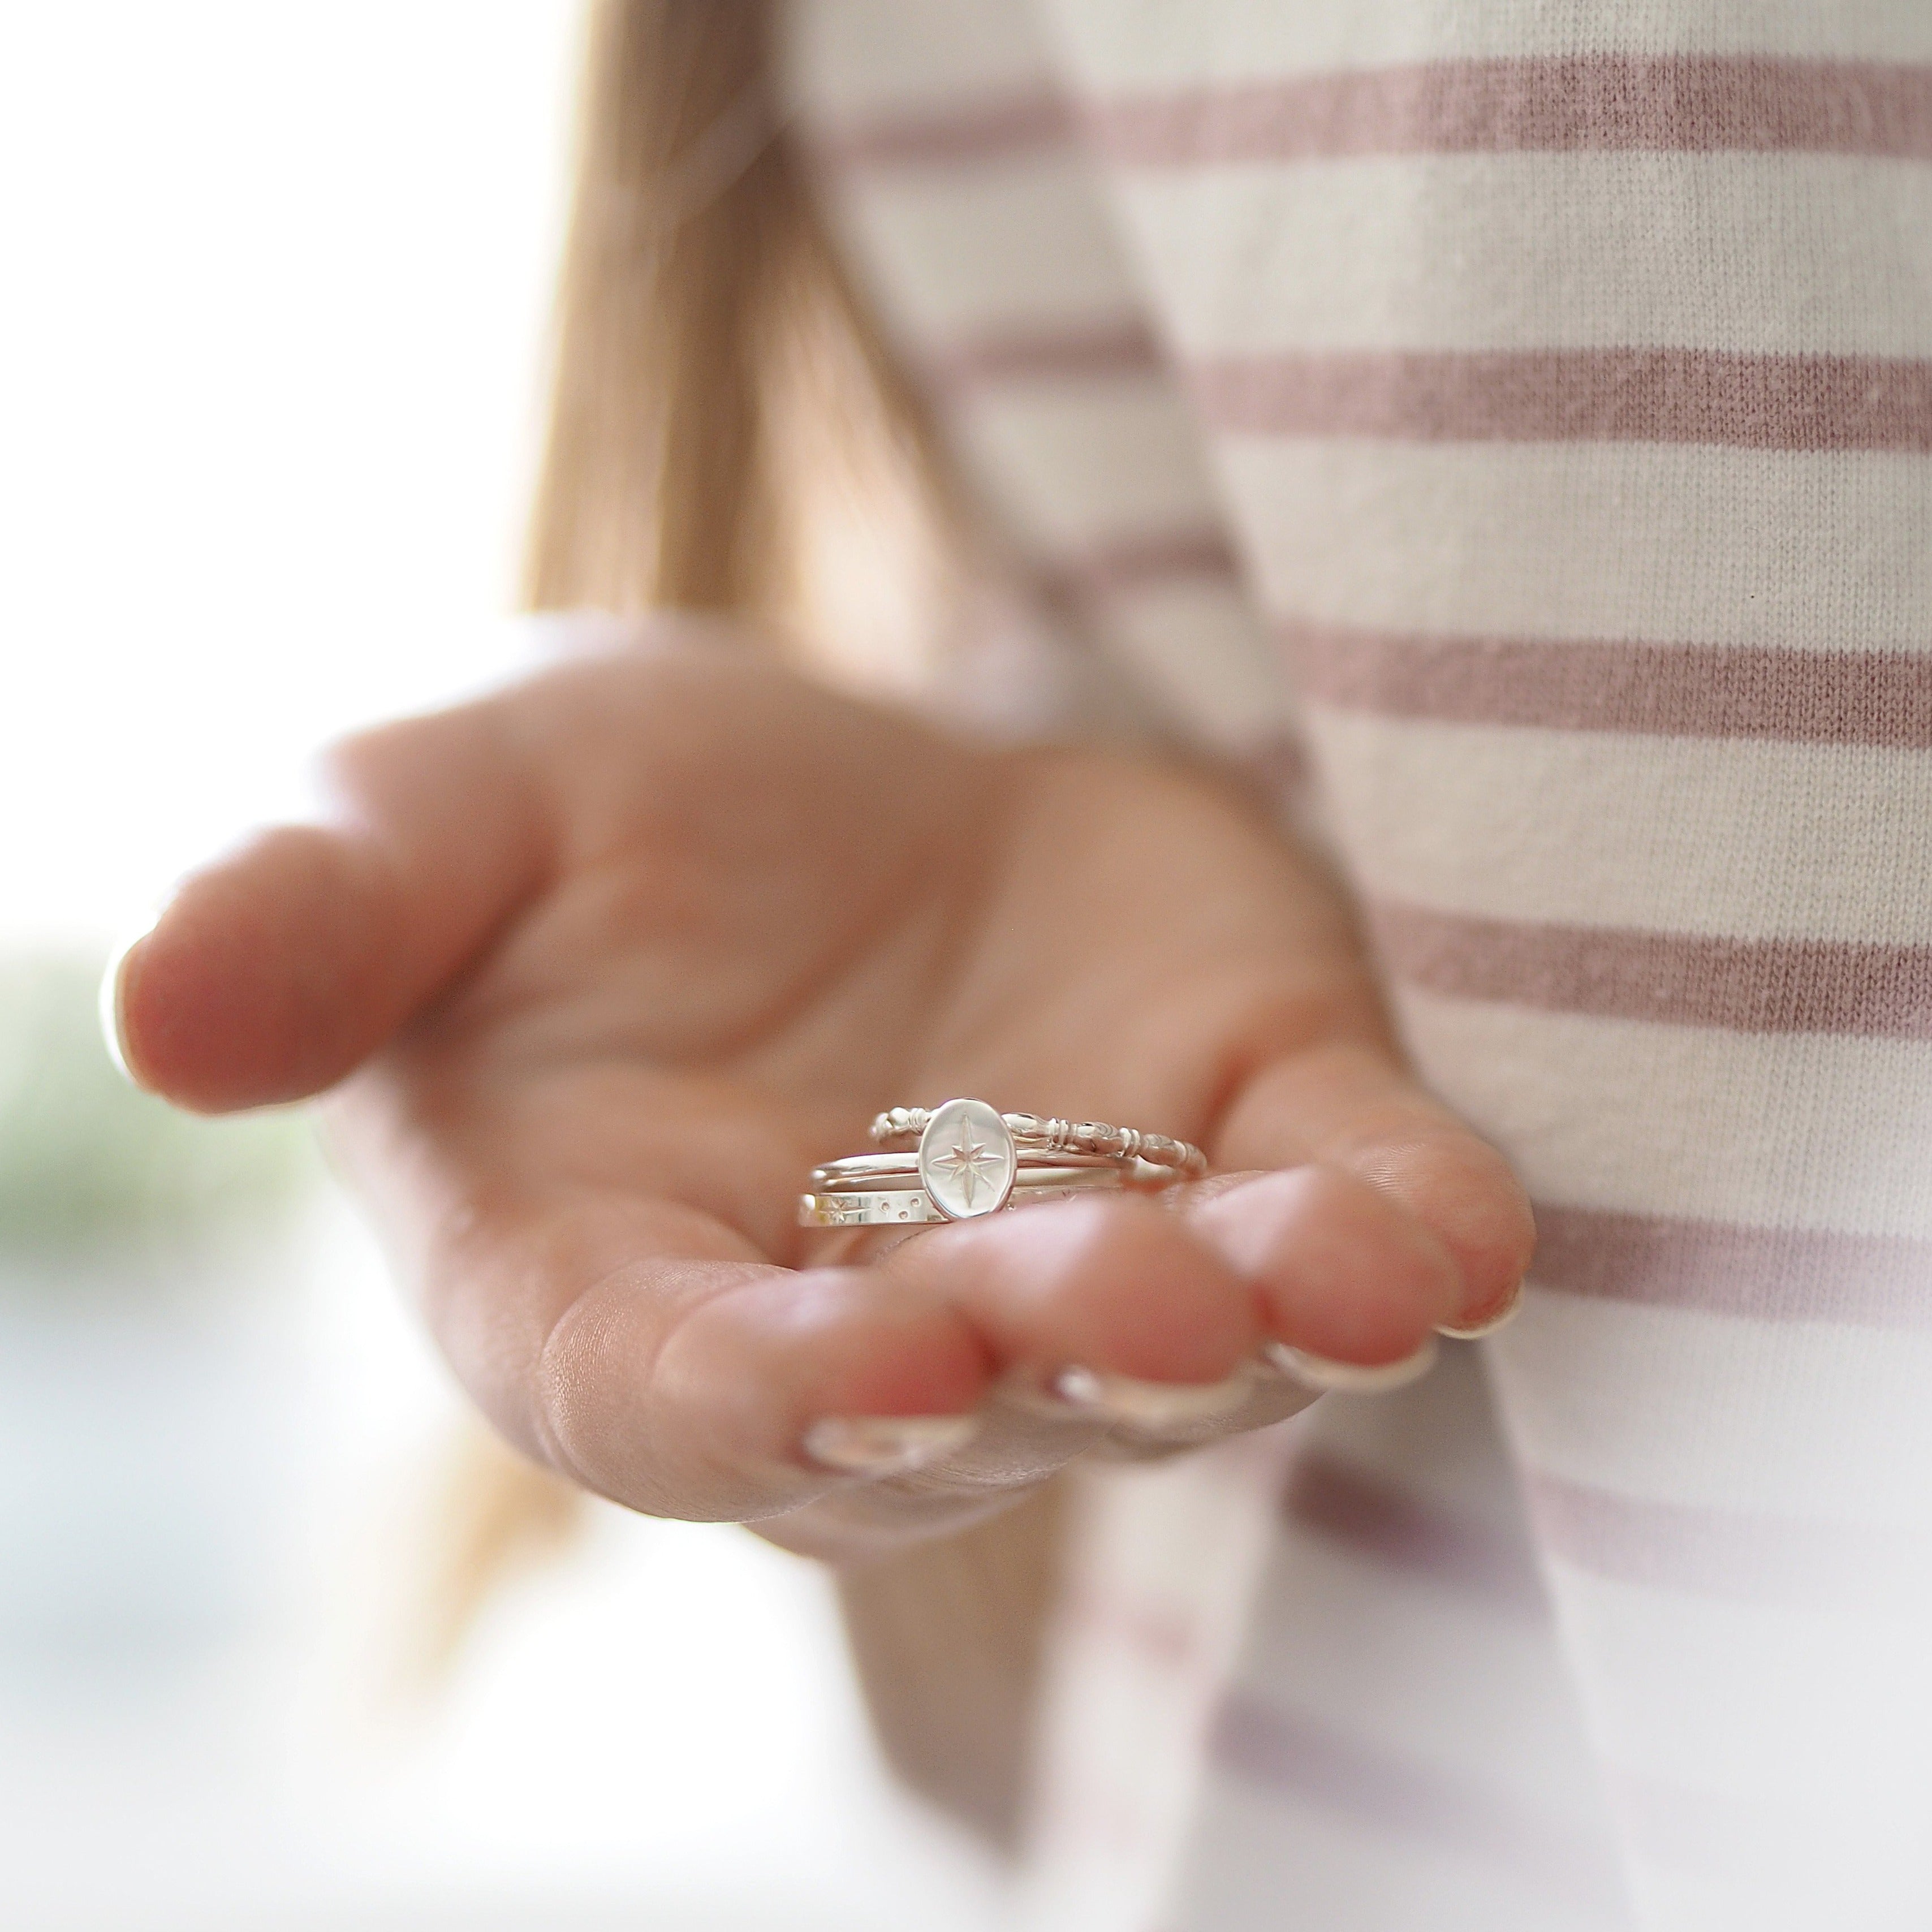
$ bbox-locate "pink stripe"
[1286,622,1932,748]
[923,318,1165,387]
[1196,348,1932,451]
[1525,1470,1912,1608]
[1092,57,1932,163]
[1033,527,1240,600]
[810,90,1073,169]
[1211,1696,1625,1902]
[1529,1202,1932,1331]
[1283,1448,1545,1608]
[1370,899,1932,1038]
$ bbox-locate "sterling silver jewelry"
[870,1102,1206,1189]
[799,1173,1127,1228]
[809,1152,1121,1189]
[798,1096,1206,1230]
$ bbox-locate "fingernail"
[802,1413,978,1476]
[1437,1280,1523,1340]
[98,924,156,1089]
[1051,1365,1254,1430]
[1261,1335,1438,1394]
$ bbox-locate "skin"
[110,626,1533,1561]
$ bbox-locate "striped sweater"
[784,5,1932,1927]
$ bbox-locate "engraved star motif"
[930,1120,1007,1209]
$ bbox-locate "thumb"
[107,695,551,1113]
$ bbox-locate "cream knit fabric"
[784,5,1932,1927]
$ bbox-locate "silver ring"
[870,1102,1205,1185]
[799,1176,1128,1228]
[809,1151,1121,1189]
[799,1096,1205,1228]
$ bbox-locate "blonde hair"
[435,0,1059,1849]
[524,0,958,688]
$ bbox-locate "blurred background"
[0,6,1003,1926]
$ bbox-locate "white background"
[0,6,1004,1926]
[3,2,573,945]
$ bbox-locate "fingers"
[462,1172,1473,1530]
[1214,1041,1536,1332]
[545,1258,997,1519]
[111,693,553,1112]
[1185,1165,1461,1364]
[403,1178,981,1523]
[878,1196,1261,1386]
[465,1192,1266,1522]
[414,1049,1517,1530]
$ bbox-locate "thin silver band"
[809,1166,1127,1204]
[800,1176,1126,1229]
[810,1151,1121,1190]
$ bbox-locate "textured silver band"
[869,1106,1206,1180]
[799,1176,1126,1228]
[803,1097,1203,1230]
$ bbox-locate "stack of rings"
[798,1097,1207,1228]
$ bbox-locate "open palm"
[115,631,1529,1554]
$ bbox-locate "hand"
[111,626,1531,1558]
